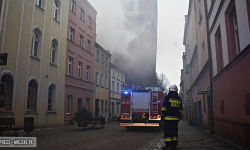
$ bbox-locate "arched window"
[0,74,13,111]
[48,84,56,111]
[31,31,39,57]
[27,80,38,110]
[53,1,58,20]
[50,42,56,64]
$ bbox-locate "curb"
[213,134,249,150]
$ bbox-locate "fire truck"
[119,83,162,128]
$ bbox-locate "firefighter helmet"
[169,84,178,92]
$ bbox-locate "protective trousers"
[164,120,178,148]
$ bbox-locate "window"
[87,65,90,81]
[202,42,206,66]
[101,100,103,111]
[68,57,73,75]
[117,83,119,93]
[87,40,91,51]
[79,34,83,47]
[105,76,108,88]
[113,71,114,76]
[70,27,75,41]
[121,76,123,82]
[117,74,119,79]
[48,84,56,111]
[78,61,82,78]
[50,42,56,64]
[86,98,90,110]
[105,57,108,66]
[80,9,84,21]
[112,81,115,96]
[101,54,104,64]
[198,0,202,23]
[96,51,99,61]
[225,0,240,61]
[0,74,13,111]
[27,80,38,110]
[71,0,76,13]
[105,100,107,112]
[53,1,58,20]
[88,16,92,28]
[117,103,119,114]
[215,26,224,72]
[31,31,39,57]
[36,0,42,8]
[67,95,72,114]
[101,74,104,87]
[96,72,99,85]
[121,84,123,91]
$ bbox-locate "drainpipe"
[108,55,111,122]
[204,0,214,134]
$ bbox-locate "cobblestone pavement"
[2,120,247,150]
[139,120,246,150]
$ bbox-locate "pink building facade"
[64,0,97,124]
[206,0,250,148]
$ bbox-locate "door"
[198,101,202,127]
[77,98,82,112]
[112,102,115,117]
[95,99,99,117]
[207,95,211,129]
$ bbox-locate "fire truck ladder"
[151,91,158,114]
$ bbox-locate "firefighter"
[162,84,183,149]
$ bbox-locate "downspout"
[108,55,111,122]
[204,0,214,134]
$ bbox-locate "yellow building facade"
[0,0,69,127]
[94,43,111,121]
[110,64,126,118]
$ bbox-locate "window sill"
[50,63,57,67]
[25,111,38,115]
[88,26,92,30]
[53,18,60,24]
[105,87,108,89]
[101,86,104,88]
[80,20,85,23]
[46,111,57,115]
[96,85,99,87]
[112,76,115,79]
[71,11,77,16]
[35,5,44,12]
[66,113,71,115]
[0,110,14,116]
[30,55,40,61]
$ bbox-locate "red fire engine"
[120,83,162,128]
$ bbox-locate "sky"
[88,0,189,88]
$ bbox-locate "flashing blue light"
[158,101,161,103]
[124,91,129,94]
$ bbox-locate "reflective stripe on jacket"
[164,116,180,121]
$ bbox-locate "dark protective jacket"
[161,91,183,121]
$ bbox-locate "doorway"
[198,101,202,127]
[95,99,99,117]
[112,102,115,117]
[77,98,82,112]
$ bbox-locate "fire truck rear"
[120,83,162,128]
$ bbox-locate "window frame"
[101,54,104,64]
[31,31,39,57]
[27,80,38,111]
[53,0,59,20]
[78,61,82,78]
[87,40,91,51]
[96,72,99,86]
[69,27,75,41]
[68,57,73,75]
[71,0,76,13]
[101,74,104,87]
[214,26,224,72]
[105,76,108,88]
[80,8,84,21]
[86,65,90,81]
[96,50,99,61]
[50,42,56,64]
[36,0,42,8]
[79,34,83,47]
[88,16,92,28]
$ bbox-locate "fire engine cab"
[120,83,162,128]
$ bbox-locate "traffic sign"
[183,97,189,101]
[183,102,189,107]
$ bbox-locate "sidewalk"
[139,120,247,150]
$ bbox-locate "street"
[5,120,244,150]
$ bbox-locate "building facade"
[110,64,126,118]
[94,42,111,121]
[112,0,157,87]
[0,0,69,126]
[182,0,211,130]
[64,0,97,124]
[206,0,250,147]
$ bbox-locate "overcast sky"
[88,0,189,88]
